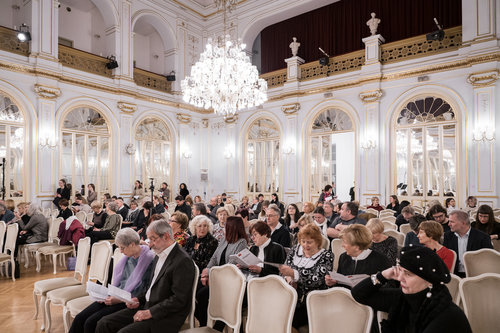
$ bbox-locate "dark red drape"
[260,0,462,73]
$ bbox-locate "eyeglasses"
[432,214,445,220]
[266,214,277,218]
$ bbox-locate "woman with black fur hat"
[352,245,471,333]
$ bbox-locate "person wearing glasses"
[246,221,286,277]
[266,205,291,248]
[471,204,500,240]
[168,212,190,247]
[428,204,450,233]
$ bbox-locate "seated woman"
[17,203,49,245]
[195,216,248,327]
[352,246,472,333]
[89,201,107,229]
[366,218,398,265]
[326,224,391,288]
[57,199,73,220]
[386,195,401,216]
[246,221,285,277]
[417,221,455,271]
[404,214,426,247]
[270,193,285,216]
[257,200,270,221]
[86,201,121,244]
[169,211,190,247]
[445,198,457,215]
[284,203,302,230]
[184,215,219,271]
[471,204,500,240]
[212,207,229,242]
[69,228,154,333]
[302,202,315,215]
[279,224,333,329]
[132,201,153,231]
[367,196,384,212]
[239,196,250,210]
[131,180,145,202]
[124,200,140,225]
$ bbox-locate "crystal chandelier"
[181,0,267,116]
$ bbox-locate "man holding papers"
[70,228,154,333]
[96,219,196,333]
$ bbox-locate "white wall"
[331,132,355,202]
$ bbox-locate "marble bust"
[289,37,300,57]
[366,12,381,36]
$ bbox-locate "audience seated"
[323,201,337,226]
[174,195,192,219]
[53,179,71,208]
[386,195,400,216]
[284,203,302,230]
[463,195,478,214]
[270,193,285,216]
[302,201,315,215]
[213,206,230,242]
[57,199,73,220]
[366,218,398,265]
[267,205,291,248]
[327,202,366,239]
[17,203,49,246]
[417,221,454,271]
[246,221,285,277]
[184,215,219,271]
[85,201,121,244]
[396,205,415,229]
[443,210,493,277]
[130,180,145,202]
[132,201,153,232]
[404,214,426,247]
[71,196,92,214]
[13,202,30,225]
[291,214,314,247]
[367,196,384,212]
[124,200,139,225]
[89,201,107,229]
[86,183,97,205]
[168,211,190,247]
[312,206,329,237]
[279,224,333,329]
[115,198,129,221]
[471,204,500,240]
[428,204,450,233]
[69,228,154,333]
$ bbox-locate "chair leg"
[40,295,46,331]
[52,254,57,275]
[36,251,41,272]
[24,247,30,268]
[62,306,72,333]
[44,298,52,333]
[11,258,16,282]
[33,291,39,319]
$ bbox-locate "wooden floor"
[0,258,74,333]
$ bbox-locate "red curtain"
[260,0,462,73]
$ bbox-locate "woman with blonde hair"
[302,202,315,214]
[366,218,398,265]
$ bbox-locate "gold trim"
[201,119,209,128]
[467,69,499,87]
[359,89,383,103]
[224,114,238,124]
[474,195,498,198]
[34,84,61,99]
[281,103,300,115]
[176,113,192,124]
[117,101,137,114]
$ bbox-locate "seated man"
[443,210,493,277]
[96,219,196,333]
[174,195,192,220]
[327,202,366,239]
[266,205,291,248]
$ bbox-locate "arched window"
[246,118,280,197]
[394,96,457,201]
[60,107,110,199]
[135,117,171,199]
[0,92,25,199]
[309,108,355,202]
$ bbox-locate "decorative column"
[461,0,499,53]
[35,83,60,206]
[467,70,498,207]
[281,103,300,203]
[30,0,59,63]
[117,0,133,81]
[117,102,137,197]
[361,34,385,71]
[177,113,193,186]
[359,89,383,206]
[224,115,238,196]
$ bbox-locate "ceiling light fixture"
[181,0,267,117]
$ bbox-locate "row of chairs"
[0,222,19,281]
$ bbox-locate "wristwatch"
[371,273,381,286]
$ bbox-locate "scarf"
[65,216,78,230]
[113,245,155,293]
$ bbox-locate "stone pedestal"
[285,56,305,81]
[362,34,385,65]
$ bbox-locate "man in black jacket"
[174,195,191,220]
[96,219,195,333]
[443,210,493,277]
[266,205,290,248]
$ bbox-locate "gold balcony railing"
[300,50,365,82]
[260,68,287,89]
[133,67,172,93]
[0,26,29,56]
[58,45,113,78]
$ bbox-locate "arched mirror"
[246,118,280,197]
[394,96,457,203]
[309,108,355,202]
[0,92,25,199]
[60,107,110,199]
[135,117,172,201]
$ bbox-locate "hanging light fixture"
[181,0,267,117]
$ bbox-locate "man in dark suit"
[116,198,129,222]
[266,205,291,248]
[96,219,195,333]
[174,195,192,220]
[443,210,493,277]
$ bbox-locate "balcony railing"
[0,26,29,56]
[134,68,172,93]
[58,45,113,78]
[300,49,365,82]
[260,69,287,89]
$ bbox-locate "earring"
[426,285,432,298]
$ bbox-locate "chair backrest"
[380,215,397,224]
[377,311,388,333]
[246,275,297,333]
[74,237,91,283]
[295,202,303,211]
[321,235,330,250]
[365,208,378,216]
[492,239,500,252]
[383,230,405,248]
[187,264,200,328]
[75,211,86,225]
[382,221,397,230]
[379,209,395,217]
[88,241,113,285]
[459,273,500,333]
[4,223,19,253]
[463,248,500,277]
[50,217,64,242]
[307,287,373,333]
[112,247,126,271]
[413,206,423,215]
[207,264,246,331]
[450,249,457,274]
[331,238,346,271]
[86,212,94,223]
[446,273,461,305]
[0,221,6,252]
[399,223,411,235]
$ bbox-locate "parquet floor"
[0,258,75,333]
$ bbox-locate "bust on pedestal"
[285,37,304,81]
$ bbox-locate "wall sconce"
[224,147,233,159]
[182,150,192,159]
[16,23,31,42]
[361,139,377,150]
[39,136,57,150]
[283,146,295,155]
[472,126,495,142]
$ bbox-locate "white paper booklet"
[229,248,263,268]
[108,285,133,303]
[329,272,369,288]
[86,281,108,302]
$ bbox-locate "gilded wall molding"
[224,114,238,124]
[34,84,61,99]
[467,69,499,87]
[359,89,383,103]
[117,101,137,114]
[281,103,301,115]
[201,119,209,128]
[176,113,192,124]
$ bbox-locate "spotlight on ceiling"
[105,55,118,70]
[16,23,31,42]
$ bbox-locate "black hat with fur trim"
[399,245,451,286]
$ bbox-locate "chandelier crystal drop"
[181,0,267,116]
